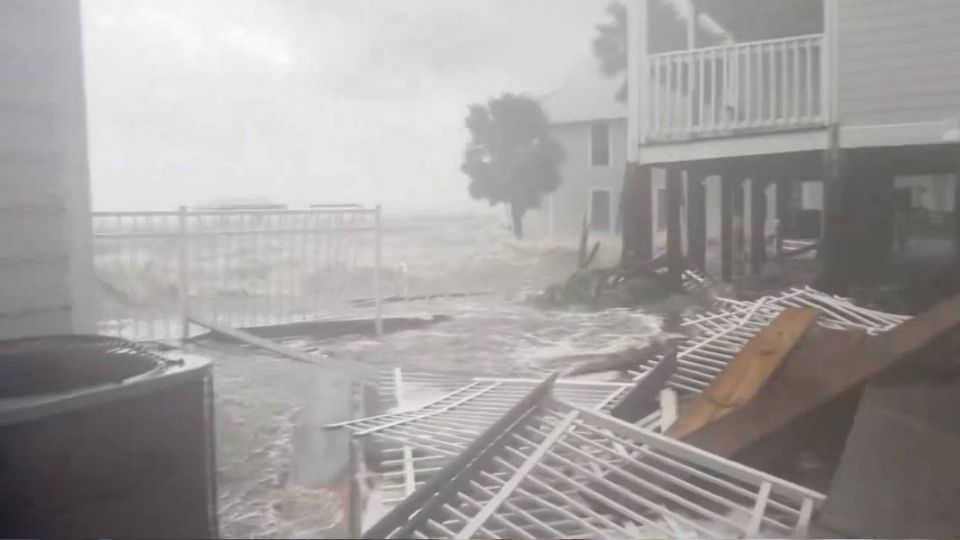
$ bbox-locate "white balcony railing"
[645,34,827,141]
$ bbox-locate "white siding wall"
[528,119,628,241]
[0,0,94,339]
[838,0,960,126]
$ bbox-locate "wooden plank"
[187,314,374,378]
[667,307,820,439]
[684,291,960,459]
[563,340,670,377]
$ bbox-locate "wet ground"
[186,213,664,538]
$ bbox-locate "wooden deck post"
[666,166,685,289]
[687,167,708,273]
[817,127,852,294]
[776,176,793,255]
[751,178,769,275]
[620,162,654,266]
[721,175,735,283]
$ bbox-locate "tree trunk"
[511,205,524,239]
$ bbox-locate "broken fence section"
[363,383,824,539]
[628,287,910,397]
[333,376,634,458]
[336,373,636,515]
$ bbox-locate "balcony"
[643,34,828,143]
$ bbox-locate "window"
[590,189,612,232]
[589,123,611,167]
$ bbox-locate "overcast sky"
[81,0,611,212]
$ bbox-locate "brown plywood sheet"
[684,291,960,459]
[668,307,820,439]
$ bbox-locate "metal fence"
[93,207,382,341]
[359,378,825,539]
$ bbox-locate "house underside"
[622,0,960,295]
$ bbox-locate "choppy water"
[198,212,664,538]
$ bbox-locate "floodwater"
[194,212,664,538]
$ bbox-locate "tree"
[461,93,565,239]
[592,1,628,102]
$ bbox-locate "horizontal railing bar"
[93,227,376,239]
[650,33,824,60]
[93,208,378,217]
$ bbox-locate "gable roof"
[540,58,627,125]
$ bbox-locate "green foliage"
[461,93,565,238]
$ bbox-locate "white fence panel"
[94,207,382,341]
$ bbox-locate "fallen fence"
[339,370,636,518]
[626,287,911,397]
[362,379,825,539]
[338,286,919,539]
[93,207,383,341]
[333,286,912,538]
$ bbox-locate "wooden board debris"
[683,290,960,459]
[188,314,375,378]
[667,307,820,439]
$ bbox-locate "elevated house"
[621,0,960,290]
[0,0,94,339]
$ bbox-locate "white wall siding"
[0,0,94,339]
[838,0,960,126]
[546,120,629,241]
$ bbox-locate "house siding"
[537,119,628,240]
[0,0,94,339]
[838,0,960,126]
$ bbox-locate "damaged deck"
[323,281,960,539]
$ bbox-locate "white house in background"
[523,59,631,242]
[529,58,729,260]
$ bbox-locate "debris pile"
[532,221,713,310]
[328,284,960,539]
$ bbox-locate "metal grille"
[367,393,825,539]
[93,208,382,341]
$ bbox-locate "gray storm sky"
[82,0,611,212]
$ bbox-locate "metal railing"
[361,379,825,539]
[646,34,827,141]
[93,207,382,341]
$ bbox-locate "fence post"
[178,206,190,342]
[374,205,384,336]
